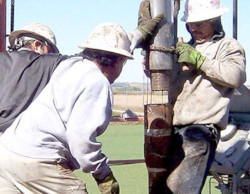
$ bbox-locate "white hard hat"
[9,23,59,53]
[181,0,229,23]
[79,23,133,59]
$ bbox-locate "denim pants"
[166,124,218,194]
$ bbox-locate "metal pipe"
[173,0,180,45]
[149,0,174,91]
[108,159,145,165]
[144,1,176,193]
[144,104,172,193]
[0,0,6,52]
[10,0,15,32]
[233,0,238,39]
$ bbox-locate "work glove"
[138,0,164,40]
[95,172,119,194]
[130,0,164,51]
[176,42,206,69]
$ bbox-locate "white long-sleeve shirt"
[173,37,246,129]
[0,57,113,179]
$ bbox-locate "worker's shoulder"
[216,37,245,53]
[40,53,67,60]
[219,37,244,48]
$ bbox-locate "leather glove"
[95,172,119,194]
[130,0,164,51]
[176,42,206,69]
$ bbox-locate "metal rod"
[10,0,15,32]
[108,159,145,165]
[0,0,6,52]
[174,0,180,45]
[233,0,238,39]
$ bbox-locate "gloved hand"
[95,172,119,194]
[129,29,144,52]
[138,0,164,40]
[130,0,164,51]
[176,42,206,69]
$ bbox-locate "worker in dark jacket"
[0,23,68,135]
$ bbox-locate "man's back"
[0,50,67,133]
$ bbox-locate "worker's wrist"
[93,169,111,183]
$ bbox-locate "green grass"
[74,123,221,194]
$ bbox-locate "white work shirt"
[0,57,113,180]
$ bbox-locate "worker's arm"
[130,0,163,51]
[66,83,112,178]
[200,39,246,88]
[176,39,246,88]
[66,77,119,193]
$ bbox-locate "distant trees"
[112,82,145,94]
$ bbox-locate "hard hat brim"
[78,44,134,59]
[9,30,59,53]
[181,7,229,23]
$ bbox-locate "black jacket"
[0,50,68,132]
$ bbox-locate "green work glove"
[176,42,206,69]
[137,0,164,41]
[95,172,119,194]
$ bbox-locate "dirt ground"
[113,93,169,115]
[113,94,144,112]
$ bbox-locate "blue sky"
[6,0,250,86]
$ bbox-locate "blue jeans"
[166,125,218,194]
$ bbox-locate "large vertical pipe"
[0,0,6,52]
[233,0,238,39]
[144,0,175,193]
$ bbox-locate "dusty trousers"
[0,144,88,194]
[166,124,218,194]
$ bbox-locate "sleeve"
[200,39,246,88]
[65,83,113,180]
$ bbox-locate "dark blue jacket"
[0,50,68,132]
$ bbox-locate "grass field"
[74,123,221,194]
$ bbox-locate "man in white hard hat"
[132,0,246,193]
[168,0,246,193]
[0,23,133,194]
[0,23,68,135]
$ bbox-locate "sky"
[5,0,250,86]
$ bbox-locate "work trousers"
[166,124,219,194]
[0,144,88,194]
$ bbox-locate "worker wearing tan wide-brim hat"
[0,23,133,194]
[9,22,59,54]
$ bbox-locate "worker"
[131,0,246,193]
[0,23,68,135]
[0,23,133,194]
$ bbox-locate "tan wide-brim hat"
[9,23,59,53]
[78,23,133,59]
